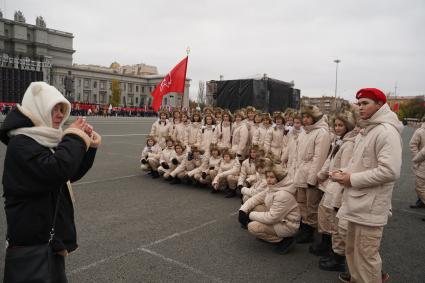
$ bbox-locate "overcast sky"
[3,0,425,101]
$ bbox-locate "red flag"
[150,56,188,112]
[393,102,399,111]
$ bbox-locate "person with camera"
[1,82,100,282]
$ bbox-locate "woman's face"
[293,119,302,130]
[51,103,65,129]
[248,111,255,120]
[257,166,266,175]
[147,139,155,146]
[160,113,167,120]
[263,119,270,126]
[193,114,201,122]
[223,154,231,162]
[254,115,262,124]
[223,114,230,122]
[275,117,284,126]
[266,172,278,185]
[206,116,213,125]
[334,119,347,136]
[250,149,257,159]
[302,115,314,126]
[235,116,242,123]
[175,146,183,154]
[174,112,181,120]
[211,149,219,157]
[182,114,188,122]
[166,140,174,148]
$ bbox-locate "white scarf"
[9,126,63,148]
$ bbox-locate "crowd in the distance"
[140,88,407,283]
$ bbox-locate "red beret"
[356,88,386,103]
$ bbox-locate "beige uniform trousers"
[226,175,239,190]
[345,221,384,283]
[247,205,282,243]
[415,176,425,203]
[147,159,159,171]
[296,186,323,227]
[317,198,337,235]
[197,170,218,185]
[332,218,347,256]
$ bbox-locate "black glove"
[201,172,207,179]
[238,210,250,229]
[237,185,243,191]
[141,158,147,164]
[172,158,179,165]
[161,162,170,169]
[188,152,194,161]
[209,167,215,170]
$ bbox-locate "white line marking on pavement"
[67,219,218,277]
[142,220,217,248]
[102,134,148,137]
[73,174,139,186]
[138,248,224,283]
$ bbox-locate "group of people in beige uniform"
[139,87,419,283]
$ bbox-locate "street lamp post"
[333,59,341,110]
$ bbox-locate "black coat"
[1,108,97,252]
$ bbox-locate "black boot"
[275,237,295,255]
[296,223,314,244]
[319,251,345,271]
[410,198,425,209]
[151,170,160,179]
[210,188,219,194]
[309,233,332,256]
[170,177,181,184]
[225,189,237,198]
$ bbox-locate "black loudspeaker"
[0,67,43,103]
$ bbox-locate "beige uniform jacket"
[185,122,201,148]
[251,124,269,146]
[171,153,205,177]
[150,120,172,149]
[172,122,189,145]
[241,177,300,237]
[238,158,257,186]
[337,104,403,227]
[231,122,249,156]
[294,118,331,188]
[213,159,241,184]
[317,130,357,209]
[281,128,303,180]
[197,125,216,154]
[264,125,289,160]
[410,123,425,178]
[214,122,232,150]
[241,173,268,198]
[141,144,162,161]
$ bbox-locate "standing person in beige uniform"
[335,88,402,283]
[294,106,331,243]
[409,117,425,212]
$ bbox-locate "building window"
[78,79,81,87]
[136,85,139,92]
[129,96,134,105]
[142,86,145,93]
[83,90,90,102]
[164,97,168,105]
[93,81,97,89]
[136,97,139,105]
[109,82,112,90]
[128,83,133,93]
[84,79,90,89]
[150,86,153,92]
[100,93,106,103]
[140,96,146,106]
[93,94,97,103]
[100,81,106,90]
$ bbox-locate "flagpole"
[180,46,190,109]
